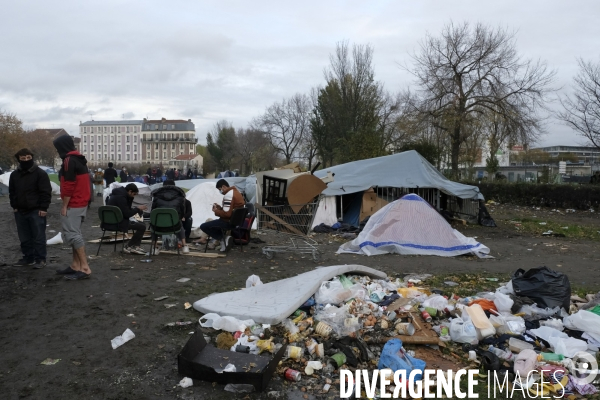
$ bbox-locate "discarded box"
[178,329,287,392]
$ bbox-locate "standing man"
[119,167,129,183]
[9,148,52,268]
[200,179,245,252]
[104,162,118,187]
[53,135,92,280]
[93,168,104,197]
[105,183,148,254]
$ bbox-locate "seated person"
[105,183,148,255]
[200,179,245,252]
[151,179,189,253]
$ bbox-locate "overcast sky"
[1,1,599,147]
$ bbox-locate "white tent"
[103,182,152,210]
[0,172,60,195]
[338,194,490,257]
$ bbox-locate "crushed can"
[284,368,301,382]
[420,310,432,323]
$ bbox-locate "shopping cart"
[256,200,321,262]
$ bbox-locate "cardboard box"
[359,189,389,222]
[178,329,287,391]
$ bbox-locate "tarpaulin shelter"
[338,194,490,257]
[312,150,485,226]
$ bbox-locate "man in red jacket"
[53,135,92,280]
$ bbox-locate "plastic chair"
[149,208,182,256]
[97,205,125,255]
[204,207,249,253]
[232,203,255,251]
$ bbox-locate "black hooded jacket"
[105,187,142,232]
[151,185,186,219]
[9,163,52,212]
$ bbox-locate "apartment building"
[140,118,197,164]
[79,120,143,164]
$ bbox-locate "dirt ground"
[1,196,599,400]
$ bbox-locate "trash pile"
[191,267,600,398]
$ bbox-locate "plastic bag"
[378,339,426,381]
[496,280,515,295]
[489,314,526,335]
[199,313,221,328]
[314,306,360,337]
[315,278,365,304]
[519,305,561,318]
[422,295,449,311]
[449,318,478,344]
[549,337,588,358]
[493,292,514,313]
[212,316,255,332]
[563,310,600,343]
[245,275,263,288]
[511,267,571,310]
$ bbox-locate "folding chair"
[232,204,255,252]
[149,208,182,256]
[97,205,125,255]
[204,207,249,253]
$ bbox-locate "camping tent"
[312,150,484,226]
[0,171,60,196]
[103,182,152,210]
[338,194,490,257]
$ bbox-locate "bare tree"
[559,58,600,149]
[0,111,26,169]
[407,21,555,178]
[256,93,311,164]
[235,128,270,175]
[206,120,237,172]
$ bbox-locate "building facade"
[79,120,143,164]
[140,118,197,165]
[532,145,600,165]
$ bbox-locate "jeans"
[200,219,231,241]
[127,221,147,247]
[183,217,193,241]
[14,210,47,262]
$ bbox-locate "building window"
[155,152,158,158]
[83,136,87,143]
[171,152,175,158]
[126,127,130,133]
[118,145,121,152]
[118,154,121,161]
[134,145,137,152]
[111,146,114,152]
[126,145,130,151]
[126,136,130,142]
[104,145,107,151]
[104,154,108,160]
[171,124,175,129]
[134,154,137,161]
[180,144,184,149]
[172,143,175,149]
[155,124,159,130]
[83,145,87,151]
[110,127,114,133]
[163,152,166,158]
[163,144,166,149]
[91,145,94,151]
[90,154,94,160]
[126,154,129,161]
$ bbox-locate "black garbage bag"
[511,267,571,310]
[478,201,497,227]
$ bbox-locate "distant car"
[38,166,57,174]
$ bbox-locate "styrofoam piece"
[193,265,387,325]
[47,232,63,245]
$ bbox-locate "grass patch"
[48,173,59,185]
[504,217,600,241]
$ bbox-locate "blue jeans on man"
[14,210,47,262]
[200,219,231,240]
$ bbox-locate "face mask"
[19,159,34,170]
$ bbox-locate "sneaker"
[182,245,190,254]
[153,247,161,255]
[14,259,34,266]
[125,246,146,255]
[122,246,132,254]
[220,236,232,252]
[33,260,46,269]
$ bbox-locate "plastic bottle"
[508,337,534,353]
[488,346,514,361]
[538,352,564,362]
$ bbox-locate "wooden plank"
[158,250,225,258]
[256,205,305,236]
